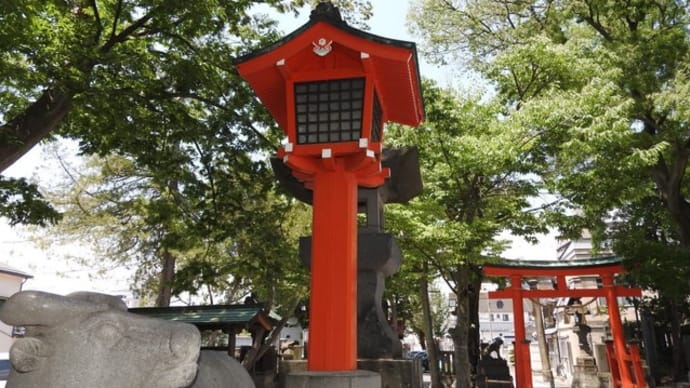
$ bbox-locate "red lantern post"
[235,3,424,372]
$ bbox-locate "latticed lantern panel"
[294,77,365,144]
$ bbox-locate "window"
[502,314,509,321]
[294,78,365,144]
[0,358,10,381]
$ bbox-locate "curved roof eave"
[0,263,33,279]
[482,256,624,270]
[234,7,418,65]
[232,2,425,126]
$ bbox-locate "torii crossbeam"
[482,257,645,388]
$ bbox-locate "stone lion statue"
[481,336,504,360]
[0,291,254,388]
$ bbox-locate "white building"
[478,282,518,344]
[0,263,32,352]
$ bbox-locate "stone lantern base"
[571,356,607,388]
[280,360,422,388]
[285,370,380,388]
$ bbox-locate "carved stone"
[476,358,513,388]
[571,356,606,388]
[194,351,255,388]
[299,232,403,359]
[0,291,255,388]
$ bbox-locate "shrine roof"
[483,256,623,270]
[0,262,32,279]
[235,4,418,63]
[129,304,278,331]
[234,2,425,129]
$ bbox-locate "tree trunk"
[156,249,175,307]
[452,265,474,388]
[467,266,482,378]
[668,298,686,381]
[0,89,72,172]
[468,269,481,377]
[420,264,444,388]
[651,146,690,245]
[652,151,690,381]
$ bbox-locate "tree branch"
[101,7,155,53]
[90,0,103,45]
[580,1,613,41]
[0,89,73,172]
[108,0,123,44]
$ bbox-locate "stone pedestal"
[357,359,423,388]
[280,360,421,388]
[355,233,403,359]
[300,232,403,359]
[571,356,606,388]
[476,358,513,388]
[285,370,380,388]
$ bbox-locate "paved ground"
[421,372,570,387]
[422,373,431,387]
[423,371,689,387]
[532,379,571,388]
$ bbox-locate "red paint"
[236,7,424,372]
[509,275,532,388]
[603,274,636,387]
[235,21,424,132]
[483,261,644,388]
[308,167,358,370]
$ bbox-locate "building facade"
[0,263,32,352]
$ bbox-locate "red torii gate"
[482,257,645,388]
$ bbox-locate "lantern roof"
[234,2,425,130]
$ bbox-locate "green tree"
[0,177,60,226]
[409,0,690,380]
[2,0,377,303]
[0,0,373,225]
[36,148,311,310]
[0,0,278,227]
[386,80,545,388]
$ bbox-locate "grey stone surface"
[571,356,607,388]
[279,360,420,388]
[357,359,423,388]
[285,370,381,388]
[0,291,256,388]
[0,290,201,388]
[300,232,404,359]
[191,351,255,388]
[476,358,513,388]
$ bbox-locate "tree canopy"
[410,0,690,256]
[385,80,546,388]
[409,0,690,380]
[0,0,372,225]
[0,0,375,306]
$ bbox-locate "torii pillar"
[483,258,644,388]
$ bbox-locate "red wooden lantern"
[235,2,424,372]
